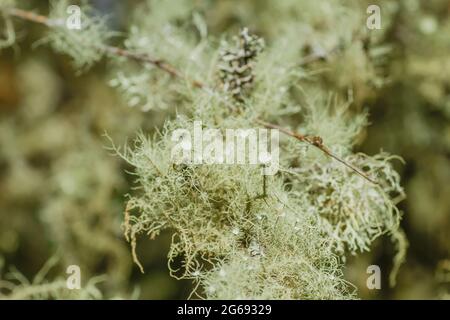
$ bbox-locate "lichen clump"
[119,25,406,298]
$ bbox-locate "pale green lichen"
[109,0,209,111]
[0,255,105,300]
[118,24,407,298]
[118,123,356,299]
[44,0,113,71]
[0,0,15,9]
[288,152,405,255]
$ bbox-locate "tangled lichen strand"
[120,123,276,276]
[123,137,405,297]
[120,119,355,299]
[200,203,357,300]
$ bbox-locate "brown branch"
[5,7,205,88]
[255,119,378,185]
[6,7,64,26]
[102,46,205,88]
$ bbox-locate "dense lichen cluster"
[117,23,405,298]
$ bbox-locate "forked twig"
[255,119,378,184]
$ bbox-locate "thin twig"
[6,8,64,26]
[5,7,205,88]
[255,119,378,184]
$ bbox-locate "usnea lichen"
[45,0,114,71]
[117,25,407,298]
